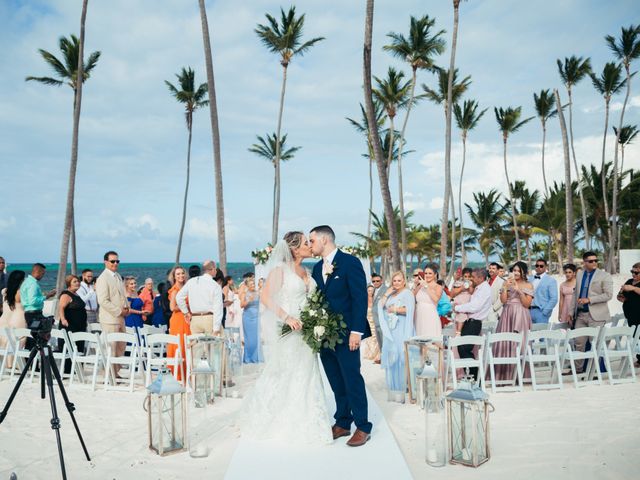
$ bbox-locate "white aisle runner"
[224,384,413,480]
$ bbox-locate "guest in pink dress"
[450,267,475,334]
[558,263,577,326]
[412,264,442,338]
[494,261,534,381]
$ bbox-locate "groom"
[309,225,372,447]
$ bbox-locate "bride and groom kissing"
[240,225,373,447]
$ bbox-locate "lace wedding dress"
[239,264,333,445]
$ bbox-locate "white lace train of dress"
[239,267,333,445]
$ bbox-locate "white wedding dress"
[239,264,333,445]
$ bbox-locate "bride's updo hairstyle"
[283,231,304,258]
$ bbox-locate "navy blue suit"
[312,250,372,434]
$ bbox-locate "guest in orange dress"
[167,266,188,381]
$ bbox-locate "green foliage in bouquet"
[281,290,347,353]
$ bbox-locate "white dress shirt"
[531,271,546,290]
[78,281,98,311]
[176,273,223,332]
[454,281,492,320]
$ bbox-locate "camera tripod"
[0,331,91,480]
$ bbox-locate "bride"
[239,231,333,445]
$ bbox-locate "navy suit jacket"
[312,250,371,340]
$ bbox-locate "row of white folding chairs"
[443,323,638,394]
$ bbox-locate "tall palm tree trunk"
[458,132,467,267]
[567,89,590,249]
[198,0,227,273]
[610,64,632,273]
[71,217,77,275]
[503,137,521,260]
[367,155,373,242]
[541,121,549,195]
[56,0,88,296]
[363,0,400,272]
[441,0,460,275]
[599,98,612,270]
[175,120,193,264]
[386,117,395,177]
[396,68,418,274]
[556,89,574,263]
[448,181,456,278]
[272,65,288,245]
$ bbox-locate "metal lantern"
[404,337,444,404]
[224,329,243,398]
[446,378,493,467]
[418,361,447,467]
[416,360,442,410]
[188,336,226,398]
[191,356,216,406]
[146,367,187,456]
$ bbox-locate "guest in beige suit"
[487,262,505,323]
[95,251,129,370]
[571,251,613,373]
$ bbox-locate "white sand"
[1,275,638,479]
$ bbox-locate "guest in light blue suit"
[529,258,558,324]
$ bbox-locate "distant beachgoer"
[558,264,577,325]
[0,270,27,368]
[124,277,145,329]
[78,268,98,324]
[58,275,88,372]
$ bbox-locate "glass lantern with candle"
[146,367,187,456]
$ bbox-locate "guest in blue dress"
[150,282,167,328]
[124,277,145,329]
[241,278,262,363]
[378,271,416,403]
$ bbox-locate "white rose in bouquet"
[313,325,326,340]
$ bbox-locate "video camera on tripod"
[25,312,54,341]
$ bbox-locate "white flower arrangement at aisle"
[340,244,372,258]
[251,244,273,265]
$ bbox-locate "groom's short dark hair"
[310,225,335,242]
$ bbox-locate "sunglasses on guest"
[632,270,640,275]
[535,264,545,268]
[108,260,121,264]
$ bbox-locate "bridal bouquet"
[281,290,347,354]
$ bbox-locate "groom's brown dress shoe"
[346,429,371,447]
[332,425,351,440]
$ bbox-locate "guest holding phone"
[412,264,442,338]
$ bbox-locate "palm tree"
[557,55,592,248]
[494,106,534,261]
[198,0,227,273]
[605,24,640,273]
[511,181,542,263]
[554,89,574,263]
[363,0,401,272]
[165,67,208,264]
[384,14,445,271]
[532,89,558,195]
[256,6,324,244]
[346,101,386,243]
[613,124,638,173]
[453,99,486,266]
[249,132,301,236]
[26,30,100,283]
[590,61,625,271]
[465,189,504,264]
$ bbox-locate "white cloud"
[429,197,444,210]
[0,216,16,229]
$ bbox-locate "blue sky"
[1,0,638,263]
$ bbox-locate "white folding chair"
[9,328,35,381]
[0,327,19,380]
[88,323,103,334]
[184,333,205,386]
[145,333,183,386]
[481,320,498,335]
[523,330,564,390]
[48,328,74,380]
[530,323,549,332]
[607,313,627,328]
[562,327,602,387]
[69,331,104,390]
[103,332,142,392]
[485,332,524,393]
[551,322,570,331]
[598,326,637,385]
[445,335,485,391]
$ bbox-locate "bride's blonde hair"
[283,231,304,258]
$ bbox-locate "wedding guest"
[528,258,558,324]
[450,267,475,334]
[124,277,145,328]
[151,282,167,328]
[20,263,55,349]
[494,262,534,380]
[453,268,492,381]
[222,276,236,327]
[241,277,262,363]
[167,266,189,380]
[410,267,424,288]
[378,271,415,403]
[0,270,27,367]
[363,284,380,361]
[571,252,613,373]
[58,275,88,373]
[370,273,387,361]
[78,269,98,324]
[95,251,129,373]
[176,260,224,335]
[487,262,505,323]
[617,262,640,365]
[0,256,7,315]
[138,278,155,324]
[558,264,577,325]
[188,264,201,279]
[413,264,442,338]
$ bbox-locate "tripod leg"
[41,352,46,399]
[0,347,39,423]
[42,349,68,480]
[47,345,91,461]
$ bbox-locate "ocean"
[6,262,257,291]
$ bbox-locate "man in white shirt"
[176,260,224,335]
[487,262,505,322]
[78,268,98,324]
[453,268,493,380]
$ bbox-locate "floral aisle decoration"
[340,244,372,258]
[251,244,273,265]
